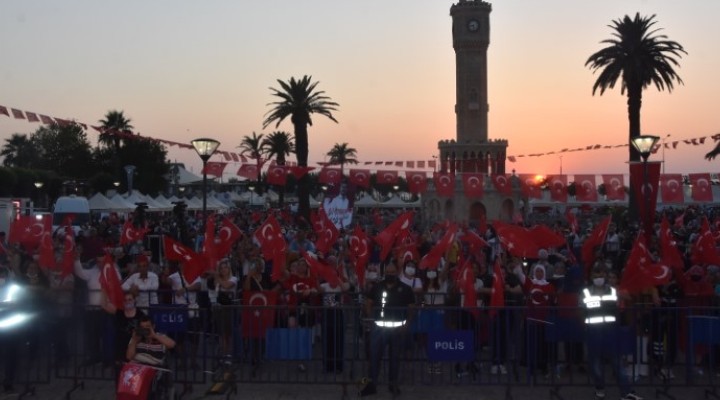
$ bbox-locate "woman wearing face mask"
[519,264,556,378]
[103,291,146,363]
[421,265,449,374]
[399,260,423,296]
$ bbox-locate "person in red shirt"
[281,258,319,372]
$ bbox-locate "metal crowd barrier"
[6,293,720,399]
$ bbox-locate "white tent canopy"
[88,193,117,211]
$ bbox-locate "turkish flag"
[491,174,512,195]
[98,253,124,310]
[60,225,76,277]
[581,215,612,278]
[237,164,259,180]
[659,173,684,204]
[117,363,157,399]
[528,224,566,249]
[493,221,540,258]
[314,208,339,254]
[489,258,505,318]
[462,173,484,198]
[602,174,626,201]
[162,235,205,284]
[456,259,479,318]
[201,161,227,177]
[253,215,284,260]
[289,166,315,179]
[215,217,242,257]
[689,173,713,202]
[433,172,455,197]
[9,214,51,250]
[419,224,458,270]
[519,174,542,199]
[690,218,720,266]
[547,175,568,203]
[620,234,671,294]
[630,161,661,234]
[377,170,399,185]
[660,217,684,270]
[349,226,371,287]
[574,175,598,202]
[405,171,428,194]
[348,169,371,189]
[460,229,488,253]
[318,168,342,185]
[395,242,420,265]
[120,220,148,245]
[374,211,414,261]
[266,165,288,186]
[302,251,340,287]
[241,291,278,339]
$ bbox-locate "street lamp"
[248,185,255,208]
[631,135,660,240]
[191,138,220,230]
[34,181,44,209]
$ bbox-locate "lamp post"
[248,185,255,208]
[34,181,44,209]
[631,135,660,241]
[191,138,220,230]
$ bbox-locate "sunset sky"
[1,0,719,180]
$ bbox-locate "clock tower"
[426,0,517,225]
[438,0,508,175]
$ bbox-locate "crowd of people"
[1,203,720,399]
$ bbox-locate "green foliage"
[0,167,17,197]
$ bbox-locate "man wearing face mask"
[360,263,415,397]
[399,260,423,295]
[583,267,642,400]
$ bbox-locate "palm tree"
[326,142,358,176]
[1,133,38,168]
[263,75,339,221]
[98,110,134,152]
[586,13,686,162]
[238,132,264,186]
[262,131,295,207]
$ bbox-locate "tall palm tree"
[1,133,38,168]
[238,132,264,186]
[263,75,339,221]
[326,142,358,176]
[586,13,685,162]
[98,110,134,152]
[262,131,295,207]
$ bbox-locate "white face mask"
[593,277,605,287]
[427,271,438,279]
[405,267,416,277]
[366,272,378,281]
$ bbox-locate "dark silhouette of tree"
[1,133,39,168]
[586,13,685,162]
[326,142,358,176]
[263,75,339,222]
[262,131,295,207]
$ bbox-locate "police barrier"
[10,293,720,398]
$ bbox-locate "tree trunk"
[294,122,310,225]
[627,85,643,224]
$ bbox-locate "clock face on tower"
[467,19,479,32]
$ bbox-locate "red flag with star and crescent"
[581,215,612,278]
[690,218,720,266]
[9,214,51,250]
[519,174,542,199]
[162,235,206,284]
[314,208,339,254]
[460,228,489,254]
[405,171,428,194]
[602,174,626,201]
[60,225,76,277]
[489,258,505,318]
[215,217,242,257]
[433,172,455,197]
[201,161,228,178]
[491,173,512,195]
[374,211,414,261]
[689,173,713,202]
[242,291,278,339]
[377,170,399,185]
[456,259,479,319]
[660,217,684,271]
[349,226,371,288]
[266,165,288,186]
[462,173,484,198]
[574,175,598,202]
[659,174,684,204]
[98,252,124,310]
[547,175,568,203]
[318,168,342,185]
[302,251,340,287]
[237,164,259,180]
[349,169,371,189]
[120,220,149,245]
[493,221,540,258]
[620,234,672,294]
[419,224,458,270]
